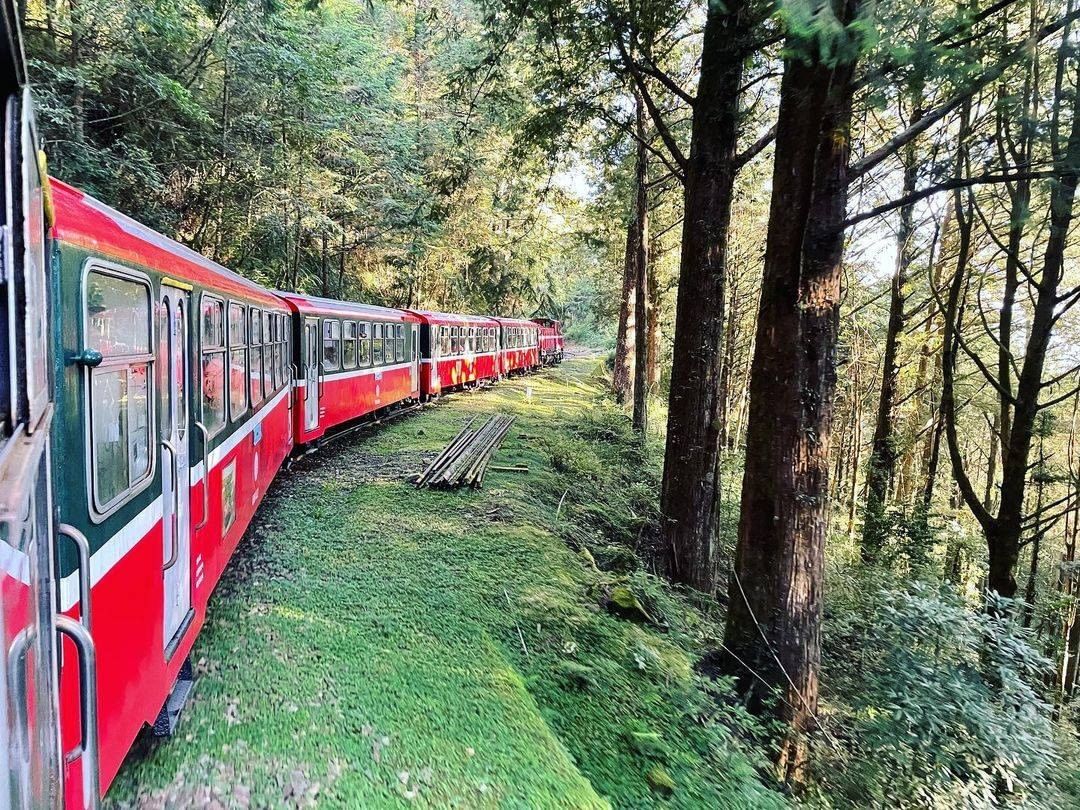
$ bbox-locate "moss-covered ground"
[107,359,785,809]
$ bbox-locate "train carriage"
[532,318,564,365]
[1,13,71,806]
[494,317,541,375]
[49,179,294,805]
[281,293,420,444]
[409,310,501,399]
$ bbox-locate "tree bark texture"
[722,3,862,779]
[632,92,650,433]
[658,0,749,591]
[614,214,639,403]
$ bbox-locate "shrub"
[814,582,1068,808]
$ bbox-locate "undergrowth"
[106,359,784,809]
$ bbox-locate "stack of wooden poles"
[414,415,516,489]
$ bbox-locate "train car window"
[280,313,289,384]
[374,323,386,364]
[228,302,249,421]
[396,324,405,362]
[323,319,341,371]
[438,326,449,357]
[343,321,357,369]
[263,311,273,393]
[269,316,279,390]
[85,268,154,513]
[358,322,371,366]
[200,295,226,435]
[249,308,264,407]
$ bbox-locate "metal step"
[151,657,194,737]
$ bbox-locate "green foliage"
[25,0,597,314]
[815,582,1074,808]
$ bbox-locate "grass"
[106,359,785,809]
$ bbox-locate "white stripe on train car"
[58,496,164,611]
[0,540,31,586]
[318,360,415,383]
[57,383,293,611]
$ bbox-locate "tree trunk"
[632,92,650,434]
[613,214,639,403]
[983,411,999,510]
[722,5,862,779]
[989,95,1080,598]
[646,231,661,389]
[718,272,740,451]
[658,0,749,591]
[862,136,918,559]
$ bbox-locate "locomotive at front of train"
[46,177,296,804]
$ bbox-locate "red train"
[0,14,563,808]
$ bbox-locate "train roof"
[278,291,419,322]
[50,180,284,308]
[492,316,540,328]
[406,309,500,327]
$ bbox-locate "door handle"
[161,440,180,571]
[58,524,92,633]
[193,422,210,531]
[56,615,101,808]
[289,364,300,411]
[8,626,34,768]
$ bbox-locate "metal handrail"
[160,439,180,571]
[58,524,92,633]
[56,616,101,809]
[193,422,210,531]
[7,626,33,768]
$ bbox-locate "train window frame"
[81,261,156,521]
[279,313,289,387]
[395,324,405,363]
[199,293,227,439]
[372,322,384,365]
[249,307,264,408]
[358,321,371,367]
[323,318,341,372]
[262,310,273,395]
[343,320,358,369]
[227,301,249,422]
[269,314,279,390]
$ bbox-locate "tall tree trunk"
[646,231,661,389]
[988,90,1080,598]
[1060,392,1080,697]
[862,134,918,559]
[658,1,749,591]
[613,212,639,403]
[723,3,863,780]
[983,411,999,509]
[632,93,650,433]
[718,272,740,451]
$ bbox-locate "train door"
[410,324,418,391]
[159,285,192,651]
[304,317,319,431]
